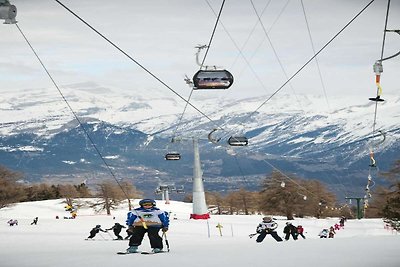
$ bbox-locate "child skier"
[329,226,336,238]
[106,222,126,240]
[255,217,283,242]
[86,225,107,240]
[124,199,169,253]
[283,222,298,241]
[296,225,306,239]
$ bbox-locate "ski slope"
[0,199,399,267]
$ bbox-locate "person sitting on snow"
[125,199,169,253]
[86,225,107,240]
[255,217,283,242]
[319,228,329,238]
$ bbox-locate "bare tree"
[0,165,24,208]
[90,182,125,215]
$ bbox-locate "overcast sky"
[1,0,399,105]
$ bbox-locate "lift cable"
[249,0,304,111]
[236,0,375,128]
[15,23,132,203]
[55,0,222,132]
[170,0,226,142]
[300,0,331,110]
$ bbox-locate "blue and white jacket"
[126,207,169,228]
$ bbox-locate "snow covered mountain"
[0,82,399,199]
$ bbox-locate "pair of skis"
[117,250,166,255]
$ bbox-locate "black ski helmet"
[263,217,272,222]
[139,199,156,207]
[96,225,101,228]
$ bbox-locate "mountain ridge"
[0,83,399,200]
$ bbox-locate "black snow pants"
[129,226,163,249]
[256,231,283,242]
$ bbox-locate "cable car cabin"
[0,2,17,24]
[193,70,233,90]
[228,136,248,146]
[165,153,181,160]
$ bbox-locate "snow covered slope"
[0,199,399,267]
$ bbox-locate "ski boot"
[152,248,163,253]
[126,246,138,253]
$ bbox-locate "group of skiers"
[254,217,307,242]
[253,216,349,242]
[318,216,346,238]
[85,198,348,252]
[86,198,169,254]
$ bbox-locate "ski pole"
[162,232,170,252]
[249,233,258,238]
[106,231,114,239]
[98,232,107,240]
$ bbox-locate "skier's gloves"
[162,227,168,232]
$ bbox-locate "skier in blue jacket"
[125,199,169,253]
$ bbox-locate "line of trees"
[1,159,399,220]
[0,165,142,215]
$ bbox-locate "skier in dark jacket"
[30,217,39,225]
[283,222,298,240]
[106,223,126,240]
[125,199,169,253]
[86,225,106,240]
[255,217,283,242]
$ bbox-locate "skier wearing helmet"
[124,199,169,253]
[255,217,282,242]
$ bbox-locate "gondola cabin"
[0,2,17,24]
[228,136,248,146]
[165,153,181,160]
[193,69,233,90]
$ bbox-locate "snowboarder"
[296,225,306,239]
[31,217,39,225]
[124,199,169,253]
[319,228,329,238]
[283,222,298,240]
[86,225,107,240]
[106,222,126,240]
[255,217,283,242]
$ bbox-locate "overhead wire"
[299,0,349,198]
[233,0,375,130]
[364,0,392,210]
[53,0,377,202]
[300,0,331,111]
[54,0,222,132]
[170,0,227,143]
[14,23,133,203]
[249,0,304,111]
